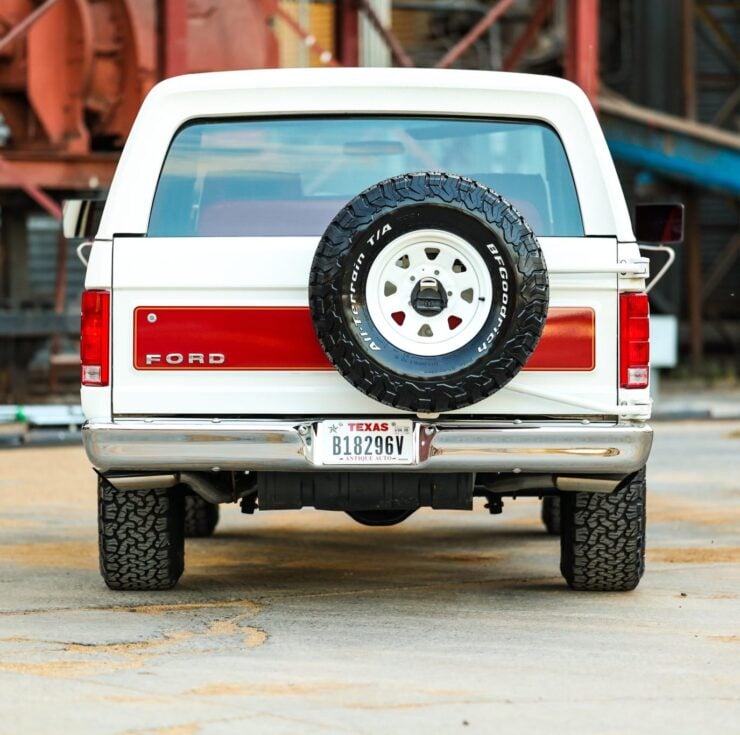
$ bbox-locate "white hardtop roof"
[149,67,585,101]
[98,67,634,241]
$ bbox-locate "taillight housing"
[80,290,110,386]
[620,293,649,389]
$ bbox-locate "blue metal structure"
[600,97,740,198]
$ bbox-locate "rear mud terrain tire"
[541,495,561,535]
[309,172,548,413]
[560,468,646,592]
[184,491,219,538]
[98,478,185,590]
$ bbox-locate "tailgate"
[111,235,618,417]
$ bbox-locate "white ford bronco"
[69,68,682,592]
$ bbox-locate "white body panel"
[82,68,651,425]
[109,236,622,417]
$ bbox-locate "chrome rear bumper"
[83,419,652,474]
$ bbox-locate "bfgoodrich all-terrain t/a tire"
[98,478,185,590]
[559,468,647,592]
[309,172,549,413]
[541,495,561,535]
[184,490,219,538]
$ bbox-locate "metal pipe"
[357,0,414,67]
[104,471,233,503]
[0,0,62,54]
[503,0,555,71]
[484,474,623,495]
[711,85,740,127]
[484,474,555,495]
[274,6,340,66]
[435,0,516,69]
[564,0,600,108]
[0,157,61,219]
[639,245,677,295]
[554,476,621,493]
[105,474,180,491]
[334,0,360,67]
[179,472,235,504]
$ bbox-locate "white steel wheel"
[365,229,493,356]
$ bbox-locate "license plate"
[315,419,414,465]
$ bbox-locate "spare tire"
[309,172,548,413]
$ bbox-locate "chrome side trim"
[83,419,652,475]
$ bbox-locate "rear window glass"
[148,116,583,237]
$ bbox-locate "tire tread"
[184,492,219,538]
[560,468,646,592]
[541,495,561,535]
[98,479,185,591]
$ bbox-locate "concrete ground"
[0,421,738,735]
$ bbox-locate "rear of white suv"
[77,68,663,592]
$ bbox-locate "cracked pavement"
[0,420,738,734]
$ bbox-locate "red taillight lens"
[80,290,110,386]
[620,293,649,389]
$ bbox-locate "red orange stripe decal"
[134,306,595,372]
[525,307,595,371]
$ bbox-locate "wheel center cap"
[410,277,448,316]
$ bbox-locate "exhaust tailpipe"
[103,472,234,503]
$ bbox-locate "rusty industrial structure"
[0,0,738,402]
[0,0,277,170]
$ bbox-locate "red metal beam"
[0,154,117,191]
[565,0,600,107]
[0,0,61,54]
[502,0,555,71]
[357,0,414,67]
[435,0,516,69]
[0,156,61,219]
[335,0,360,66]
[161,0,188,78]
